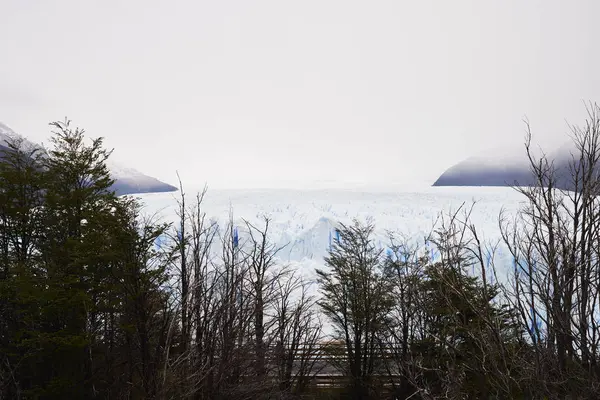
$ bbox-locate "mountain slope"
[433,143,578,191]
[433,156,536,188]
[107,160,178,195]
[0,121,177,196]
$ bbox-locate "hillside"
[0,121,177,196]
[433,142,578,191]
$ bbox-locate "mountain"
[432,155,536,188]
[106,161,178,195]
[0,121,177,196]
[433,143,578,191]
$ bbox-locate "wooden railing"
[242,341,407,388]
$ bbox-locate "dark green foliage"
[412,261,522,398]
[316,220,395,399]
[0,120,174,399]
[316,222,526,400]
[3,107,600,400]
[0,119,322,399]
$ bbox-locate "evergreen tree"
[19,119,119,397]
[0,119,178,399]
[413,261,521,398]
[0,136,46,398]
[316,220,394,400]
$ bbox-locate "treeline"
[0,120,324,399]
[1,104,600,400]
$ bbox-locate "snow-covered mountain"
[138,186,526,283]
[0,122,39,151]
[0,121,177,196]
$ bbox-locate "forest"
[2,104,600,400]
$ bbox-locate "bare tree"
[242,216,287,379]
[500,102,600,398]
[379,205,525,399]
[381,233,426,399]
[273,272,324,395]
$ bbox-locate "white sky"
[1,0,599,189]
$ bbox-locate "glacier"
[136,186,527,284]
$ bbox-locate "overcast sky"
[1,0,599,189]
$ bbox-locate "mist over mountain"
[0,121,177,196]
[433,141,580,191]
